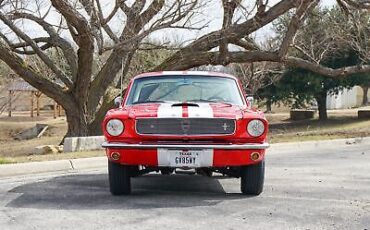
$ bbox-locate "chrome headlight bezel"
[247,119,265,137]
[106,119,124,136]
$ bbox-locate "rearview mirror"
[246,96,254,107]
[114,96,122,108]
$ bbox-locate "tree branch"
[51,0,94,101]
[8,12,78,78]
[219,0,242,64]
[156,0,298,70]
[278,0,318,58]
[0,41,67,104]
[155,48,370,78]
[0,12,73,88]
[338,0,370,9]
[95,0,119,43]
[284,56,370,77]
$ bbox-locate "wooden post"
[53,102,57,119]
[35,91,41,116]
[8,90,12,117]
[58,104,61,117]
[30,92,34,117]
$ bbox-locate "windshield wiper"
[132,100,167,104]
[189,99,233,106]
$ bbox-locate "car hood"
[125,102,250,119]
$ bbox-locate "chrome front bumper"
[102,142,270,150]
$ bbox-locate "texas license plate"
[169,150,201,167]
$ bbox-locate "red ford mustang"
[102,71,269,195]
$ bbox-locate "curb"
[63,136,104,152]
[269,136,370,153]
[0,157,106,178]
[1,137,370,178]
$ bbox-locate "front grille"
[136,118,235,135]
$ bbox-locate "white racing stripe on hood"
[188,103,214,118]
[157,103,182,118]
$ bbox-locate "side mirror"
[246,96,254,107]
[114,96,122,108]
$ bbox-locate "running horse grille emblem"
[222,123,229,131]
[181,119,191,133]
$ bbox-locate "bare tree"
[0,0,206,136]
[231,62,282,94]
[0,0,370,137]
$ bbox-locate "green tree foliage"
[259,7,370,117]
[264,48,367,120]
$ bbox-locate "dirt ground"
[1,106,370,163]
[266,107,370,143]
[0,111,67,158]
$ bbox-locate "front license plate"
[169,150,202,167]
[157,149,213,167]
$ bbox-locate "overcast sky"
[148,0,338,45]
[0,0,338,47]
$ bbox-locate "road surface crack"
[68,160,75,170]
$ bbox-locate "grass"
[4,150,105,164]
[268,117,370,143]
[0,157,13,164]
[270,133,361,143]
[0,116,67,158]
[1,108,370,163]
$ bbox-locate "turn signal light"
[250,152,260,161]
[111,152,120,161]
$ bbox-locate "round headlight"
[247,119,265,137]
[106,119,124,136]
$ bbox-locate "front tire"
[108,161,131,195]
[240,160,265,195]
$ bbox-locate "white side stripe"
[157,103,182,118]
[188,103,214,118]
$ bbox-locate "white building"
[326,86,368,109]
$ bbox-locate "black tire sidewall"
[240,160,265,195]
[108,160,131,195]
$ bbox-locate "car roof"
[133,71,238,80]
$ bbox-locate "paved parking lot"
[0,139,369,229]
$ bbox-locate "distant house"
[5,79,63,118]
[326,86,368,109]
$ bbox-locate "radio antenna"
[119,57,124,109]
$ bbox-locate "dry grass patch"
[0,114,67,158]
[1,108,370,163]
[0,157,14,164]
[267,109,370,143]
[3,150,105,164]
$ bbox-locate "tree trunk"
[315,91,328,120]
[63,89,119,137]
[59,106,89,145]
[265,99,272,113]
[58,94,89,138]
[88,108,108,136]
[65,109,89,137]
[362,86,369,106]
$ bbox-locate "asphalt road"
[0,140,369,230]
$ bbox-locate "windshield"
[126,75,244,106]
